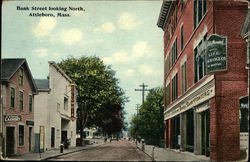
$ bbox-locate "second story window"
[194,34,207,83]
[64,97,68,110]
[194,0,207,29]
[19,91,24,111]
[165,55,170,75]
[172,73,178,102]
[182,62,187,94]
[165,83,170,106]
[10,87,15,108]
[29,95,33,112]
[172,39,178,66]
[19,68,24,85]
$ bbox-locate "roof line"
[48,61,74,84]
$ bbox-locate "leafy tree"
[129,87,164,146]
[58,56,128,145]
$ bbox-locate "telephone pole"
[135,83,150,105]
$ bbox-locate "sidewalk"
[2,138,106,161]
[133,141,210,161]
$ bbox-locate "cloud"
[138,64,154,76]
[102,51,129,65]
[94,22,116,33]
[59,28,83,45]
[132,41,152,58]
[34,48,48,58]
[125,69,136,77]
[32,17,57,37]
[118,12,138,30]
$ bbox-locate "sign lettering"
[206,34,227,73]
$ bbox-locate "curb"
[42,143,106,161]
[136,145,154,161]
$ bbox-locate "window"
[57,103,60,112]
[19,125,24,146]
[182,62,187,94]
[29,95,33,112]
[172,39,178,66]
[19,91,24,111]
[165,55,170,75]
[10,87,15,108]
[64,97,68,110]
[165,84,170,106]
[19,68,24,85]
[194,34,207,83]
[194,0,207,29]
[172,73,178,101]
[181,26,184,51]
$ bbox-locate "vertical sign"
[71,84,75,118]
[206,34,227,73]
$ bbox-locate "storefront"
[164,75,215,156]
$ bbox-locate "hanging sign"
[206,34,227,73]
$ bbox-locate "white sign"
[165,86,215,120]
[240,132,249,149]
[4,115,21,122]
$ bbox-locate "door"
[29,127,32,152]
[61,131,67,144]
[201,109,210,156]
[6,127,15,156]
[51,127,55,148]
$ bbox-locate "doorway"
[201,109,210,156]
[51,127,55,148]
[6,127,15,156]
[29,127,32,152]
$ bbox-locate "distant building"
[157,0,248,161]
[34,61,77,152]
[1,59,37,156]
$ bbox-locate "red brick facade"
[2,61,37,156]
[158,0,248,161]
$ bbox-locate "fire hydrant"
[60,144,64,153]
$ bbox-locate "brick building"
[157,0,248,161]
[1,59,37,156]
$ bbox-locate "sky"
[2,0,164,127]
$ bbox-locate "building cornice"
[157,1,173,31]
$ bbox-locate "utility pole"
[135,83,150,105]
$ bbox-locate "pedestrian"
[104,138,107,143]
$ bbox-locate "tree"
[129,87,164,146]
[58,56,128,145]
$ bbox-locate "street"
[47,140,152,161]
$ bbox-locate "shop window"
[172,39,178,66]
[194,0,207,29]
[172,73,178,101]
[29,95,33,112]
[182,62,187,94]
[19,125,24,146]
[240,97,249,132]
[172,115,180,149]
[10,87,15,108]
[19,68,24,85]
[165,84,170,106]
[186,109,194,152]
[181,26,184,51]
[194,34,207,83]
[19,91,24,111]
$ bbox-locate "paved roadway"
[47,140,152,161]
